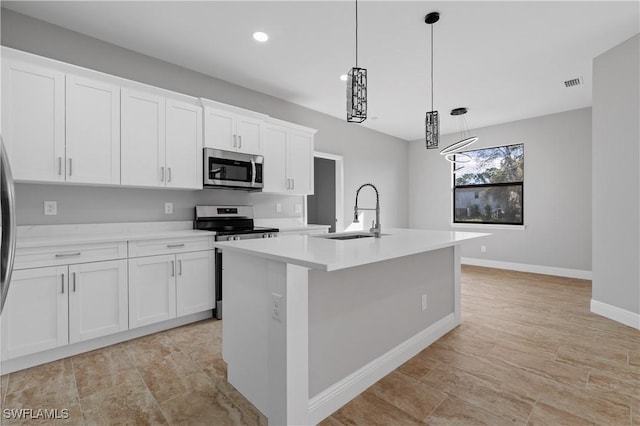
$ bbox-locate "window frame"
[452,143,524,226]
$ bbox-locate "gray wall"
[409,107,592,273]
[592,34,639,316]
[1,9,409,227]
[307,157,336,232]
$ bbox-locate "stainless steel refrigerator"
[1,136,17,315]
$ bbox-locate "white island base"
[218,229,486,425]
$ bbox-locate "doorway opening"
[307,152,344,233]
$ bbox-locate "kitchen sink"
[315,232,386,240]
[327,234,374,240]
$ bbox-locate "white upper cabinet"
[1,58,65,182]
[262,123,289,193]
[121,88,166,187]
[165,98,203,189]
[262,119,316,195]
[122,90,202,189]
[66,74,121,185]
[202,100,266,155]
[287,129,314,195]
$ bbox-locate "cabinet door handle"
[68,158,73,176]
[61,273,65,294]
[73,272,77,292]
[160,166,165,182]
[178,259,183,276]
[167,243,185,248]
[168,167,172,183]
[233,135,237,148]
[55,252,81,258]
[238,135,242,149]
[58,157,62,176]
[171,260,175,277]
[292,179,295,190]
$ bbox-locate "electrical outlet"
[271,293,283,322]
[165,202,173,214]
[44,201,57,216]
[294,204,302,214]
[276,203,282,213]
[421,294,428,311]
[481,245,487,253]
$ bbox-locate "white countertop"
[16,221,214,248]
[213,228,489,271]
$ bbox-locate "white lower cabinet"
[68,260,128,343]
[176,251,215,316]
[128,250,214,328]
[1,266,68,360]
[1,259,127,360]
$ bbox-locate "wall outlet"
[164,202,173,214]
[44,201,57,216]
[271,293,283,322]
[481,245,487,253]
[421,294,428,311]
[276,203,282,213]
[294,204,302,214]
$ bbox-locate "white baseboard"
[307,313,457,425]
[461,257,592,280]
[1,311,212,374]
[591,299,640,330]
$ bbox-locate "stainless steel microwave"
[203,148,264,191]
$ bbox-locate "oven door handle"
[250,159,256,187]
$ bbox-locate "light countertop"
[213,228,489,271]
[16,221,214,248]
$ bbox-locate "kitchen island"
[214,228,487,425]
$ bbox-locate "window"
[453,143,524,225]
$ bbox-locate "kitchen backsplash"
[15,183,305,225]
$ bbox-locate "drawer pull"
[55,252,81,258]
[166,244,185,248]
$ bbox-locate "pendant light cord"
[430,23,434,112]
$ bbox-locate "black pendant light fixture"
[347,0,367,123]
[425,11,440,149]
[440,107,478,172]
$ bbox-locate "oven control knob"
[227,236,234,241]
[269,233,275,238]
[262,234,268,238]
[235,236,241,241]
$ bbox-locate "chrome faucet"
[353,183,381,238]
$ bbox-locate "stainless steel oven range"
[194,205,278,319]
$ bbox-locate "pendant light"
[440,107,478,172]
[425,11,440,149]
[347,0,367,123]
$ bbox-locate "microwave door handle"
[251,159,256,186]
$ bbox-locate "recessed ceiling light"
[340,74,348,81]
[253,32,269,42]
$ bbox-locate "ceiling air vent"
[564,77,583,88]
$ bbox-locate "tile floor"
[1,266,639,425]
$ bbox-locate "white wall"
[409,108,592,275]
[1,9,409,227]
[592,34,639,325]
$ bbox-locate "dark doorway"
[308,157,336,232]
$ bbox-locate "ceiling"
[3,1,638,141]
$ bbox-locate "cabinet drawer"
[128,237,213,258]
[14,241,127,270]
